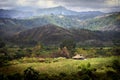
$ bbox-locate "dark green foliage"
[80,74,91,80]
[24,67,39,80]
[112,47,120,55]
[82,12,120,31]
[7,73,22,80]
[106,71,120,80]
[15,50,25,59]
[87,62,91,68]
[60,39,76,56]
[0,43,9,66]
[0,73,8,80]
[60,40,76,50]
[0,41,5,48]
[111,59,120,72]
[77,63,97,80]
[39,74,49,80]
[59,72,67,77]
[0,55,8,66]
[113,40,120,47]
[0,73,22,80]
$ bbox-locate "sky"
[0,0,120,12]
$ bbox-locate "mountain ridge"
[0,12,119,31]
[0,6,104,19]
[12,24,120,46]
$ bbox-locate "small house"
[72,54,85,60]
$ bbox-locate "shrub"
[107,71,120,80]
[0,73,8,80]
[111,59,120,72]
[7,73,22,80]
[24,67,39,80]
[59,72,67,77]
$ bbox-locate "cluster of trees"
[0,40,8,66]
[0,38,119,66]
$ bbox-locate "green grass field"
[0,56,119,75]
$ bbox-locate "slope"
[15,24,74,45]
[80,12,120,31]
[13,24,117,46]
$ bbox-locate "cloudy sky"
[0,0,120,12]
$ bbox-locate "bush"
[24,67,39,80]
[107,71,120,80]
[0,73,8,80]
[7,73,22,80]
[112,59,120,72]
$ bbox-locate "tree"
[24,67,39,80]
[60,47,70,58]
[0,40,5,48]
[76,48,87,56]
[60,40,76,57]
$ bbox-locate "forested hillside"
[81,12,120,31]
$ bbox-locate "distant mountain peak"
[47,6,67,11]
[54,6,66,9]
[0,6,105,19]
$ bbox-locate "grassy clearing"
[0,56,119,75]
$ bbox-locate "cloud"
[36,0,59,8]
[59,0,119,8]
[0,0,119,12]
[59,0,120,12]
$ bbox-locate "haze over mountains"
[0,6,104,19]
[0,6,120,46]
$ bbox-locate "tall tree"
[60,40,76,57]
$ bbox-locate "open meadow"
[0,56,120,80]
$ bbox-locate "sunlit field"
[0,56,120,80]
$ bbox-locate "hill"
[80,12,120,31]
[14,24,74,45]
[0,18,26,39]
[12,24,120,46]
[0,12,119,31]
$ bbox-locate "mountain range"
[0,6,104,19]
[0,6,120,46]
[11,24,119,46]
[0,11,119,31]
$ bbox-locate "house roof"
[72,54,84,59]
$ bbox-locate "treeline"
[0,39,119,66]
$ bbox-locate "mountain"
[0,18,26,39]
[0,24,24,36]
[12,24,120,46]
[0,9,35,19]
[0,15,84,29]
[80,12,120,31]
[0,6,104,19]
[0,12,119,31]
[14,24,74,45]
[0,7,119,47]
[36,6,78,15]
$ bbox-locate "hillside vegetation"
[81,12,120,31]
